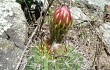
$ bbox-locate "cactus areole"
[50,6,72,43]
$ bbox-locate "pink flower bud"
[52,6,72,28]
[50,6,73,43]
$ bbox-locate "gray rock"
[0,38,23,70]
[0,0,15,2]
[99,22,110,47]
[70,0,110,69]
[87,0,110,11]
[75,0,110,11]
[0,0,27,70]
[37,0,48,11]
[70,7,90,23]
[73,0,110,23]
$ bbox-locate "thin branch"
[76,19,110,56]
[15,25,39,70]
[91,40,98,68]
[85,20,110,56]
[24,0,33,21]
[89,21,110,56]
[39,0,55,30]
[15,0,55,70]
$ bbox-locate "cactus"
[50,6,72,44]
[25,5,83,70]
[25,44,83,70]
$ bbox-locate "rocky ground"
[0,0,110,70]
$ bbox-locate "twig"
[15,0,55,70]
[56,0,62,5]
[89,21,110,56]
[24,0,33,21]
[91,41,97,68]
[15,25,39,70]
[39,0,55,30]
[77,19,110,56]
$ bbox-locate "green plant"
[25,44,83,70]
[25,4,83,70]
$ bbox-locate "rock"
[70,0,110,69]
[104,5,110,22]
[0,0,27,70]
[99,22,110,48]
[75,0,110,11]
[74,0,110,23]
[70,7,90,24]
[0,38,23,70]
[87,0,110,11]
[40,0,48,10]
